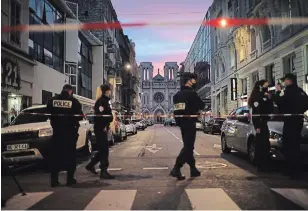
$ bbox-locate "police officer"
[274,73,308,179]
[248,80,273,172]
[171,73,205,180]
[47,84,83,187]
[85,84,114,179]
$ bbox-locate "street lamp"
[220,18,228,28]
[125,64,131,70]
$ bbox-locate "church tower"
[139,62,153,81]
[164,62,179,81]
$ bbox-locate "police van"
[1,94,95,164]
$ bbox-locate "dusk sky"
[112,0,213,76]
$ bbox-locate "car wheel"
[83,134,92,156]
[248,139,257,165]
[210,128,214,134]
[109,134,115,146]
[123,130,127,140]
[221,135,231,154]
[116,130,123,142]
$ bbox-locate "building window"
[78,36,93,99]
[28,0,64,73]
[252,72,259,85]
[10,0,21,45]
[261,25,271,43]
[230,45,236,68]
[223,89,228,114]
[265,64,275,86]
[283,53,296,74]
[42,90,52,104]
[250,29,256,52]
[242,78,248,95]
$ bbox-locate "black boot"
[86,165,98,175]
[170,167,185,180]
[190,167,201,177]
[66,170,77,186]
[51,172,60,187]
[100,169,115,179]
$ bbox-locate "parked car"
[196,120,204,130]
[87,115,115,147]
[1,105,92,164]
[132,119,146,130]
[220,106,308,164]
[203,118,225,134]
[109,110,127,142]
[164,118,176,126]
[147,120,154,126]
[141,120,148,128]
[124,119,137,135]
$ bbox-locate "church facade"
[140,62,180,123]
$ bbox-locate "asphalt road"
[2,124,308,210]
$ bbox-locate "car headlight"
[39,128,53,137]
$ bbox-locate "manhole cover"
[196,161,227,169]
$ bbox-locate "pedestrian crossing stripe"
[3,188,308,210]
[271,188,308,210]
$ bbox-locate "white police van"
[1,95,95,164]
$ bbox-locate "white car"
[196,121,203,130]
[123,119,137,135]
[1,105,92,164]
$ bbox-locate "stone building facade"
[210,0,308,117]
[140,62,179,123]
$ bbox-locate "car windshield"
[124,120,130,125]
[10,108,49,126]
[132,119,141,123]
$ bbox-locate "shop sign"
[230,78,237,101]
[1,57,21,90]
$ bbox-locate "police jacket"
[94,95,113,129]
[273,84,308,124]
[47,91,83,131]
[173,86,205,124]
[250,91,273,129]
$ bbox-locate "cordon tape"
[2,18,308,32]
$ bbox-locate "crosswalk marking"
[185,188,241,210]
[3,188,308,210]
[3,192,53,210]
[271,188,308,209]
[85,190,137,210]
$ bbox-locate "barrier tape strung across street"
[2,111,305,118]
[2,17,308,32]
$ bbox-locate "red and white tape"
[2,18,308,32]
[2,111,305,118]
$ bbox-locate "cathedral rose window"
[153,92,164,103]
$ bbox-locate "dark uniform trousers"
[88,126,109,170]
[50,127,78,180]
[175,121,196,168]
[283,120,302,174]
[255,123,270,167]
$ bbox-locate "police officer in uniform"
[47,84,83,187]
[248,80,273,172]
[171,73,205,180]
[274,73,308,179]
[85,84,114,179]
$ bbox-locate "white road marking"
[85,190,137,210]
[142,167,169,170]
[108,168,123,171]
[185,188,241,210]
[4,192,53,210]
[164,127,200,156]
[145,144,163,153]
[213,144,221,148]
[271,188,308,209]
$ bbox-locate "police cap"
[181,72,197,84]
[282,73,297,83]
[100,84,111,93]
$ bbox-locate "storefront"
[1,46,35,126]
